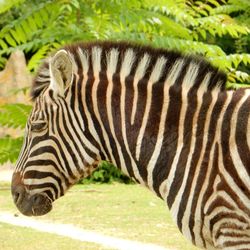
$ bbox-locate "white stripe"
[215,90,250,209]
[161,59,189,199]
[15,134,29,172]
[30,187,57,201]
[91,47,117,166]
[172,73,210,242]
[66,51,85,131]
[169,63,199,229]
[64,85,100,156]
[217,144,250,210]
[78,48,89,75]
[120,49,144,183]
[131,53,150,125]
[106,48,119,76]
[246,89,250,151]
[229,90,250,188]
[29,140,68,174]
[182,62,199,88]
[135,56,167,160]
[92,47,102,73]
[23,160,66,195]
[52,104,79,175]
[106,49,129,176]
[58,99,94,167]
[24,177,60,200]
[120,49,135,79]
[77,49,109,160]
[150,60,186,187]
[147,62,199,192]
[36,76,50,82]
[159,179,168,200]
[192,89,233,246]
[165,59,185,87]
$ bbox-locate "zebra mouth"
[14,192,53,216]
[11,172,53,216]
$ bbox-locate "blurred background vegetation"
[0,0,249,183]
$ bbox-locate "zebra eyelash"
[30,121,48,132]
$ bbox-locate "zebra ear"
[49,50,73,96]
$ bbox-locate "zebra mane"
[31,41,227,100]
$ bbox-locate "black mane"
[31,41,227,100]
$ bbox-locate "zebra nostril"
[13,192,20,204]
[30,193,53,216]
[31,194,46,206]
[12,185,25,205]
[32,195,40,205]
[11,171,25,205]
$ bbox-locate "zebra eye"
[30,121,48,132]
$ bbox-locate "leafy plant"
[0,104,32,129]
[79,161,134,184]
[0,104,31,164]
[0,0,249,84]
[0,0,249,182]
[0,136,23,164]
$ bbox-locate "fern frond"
[211,5,246,15]
[0,1,62,50]
[227,69,250,84]
[156,15,192,39]
[211,54,250,70]
[229,0,250,7]
[143,0,198,26]
[191,0,228,17]
[0,104,32,129]
[227,82,250,89]
[151,36,226,57]
[0,0,24,14]
[226,54,250,68]
[195,15,250,38]
[0,136,23,164]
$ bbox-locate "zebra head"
[11,50,100,216]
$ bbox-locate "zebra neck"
[72,46,250,196]
[80,64,250,191]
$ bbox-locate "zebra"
[11,41,250,250]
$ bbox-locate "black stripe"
[24,170,64,198]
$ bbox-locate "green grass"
[0,222,113,250]
[0,182,198,250]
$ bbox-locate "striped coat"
[12,42,250,250]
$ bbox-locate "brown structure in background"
[0,51,32,139]
[0,50,32,105]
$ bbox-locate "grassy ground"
[0,222,113,250]
[0,181,198,250]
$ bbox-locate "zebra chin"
[11,172,53,216]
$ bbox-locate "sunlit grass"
[0,222,113,250]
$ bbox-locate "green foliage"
[0,0,249,84]
[0,103,31,164]
[0,0,24,14]
[0,104,32,129]
[0,1,67,69]
[0,136,23,164]
[79,161,134,184]
[0,0,249,180]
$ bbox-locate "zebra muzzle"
[11,172,52,216]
